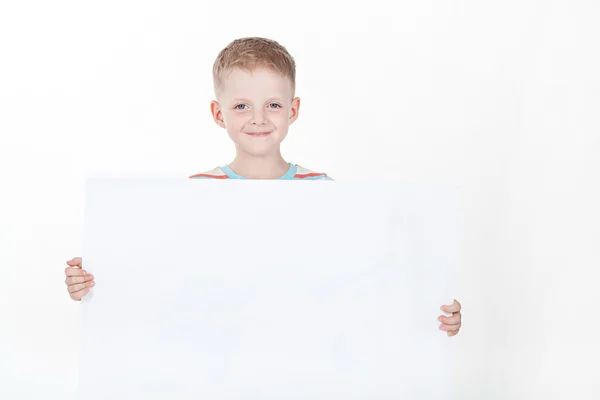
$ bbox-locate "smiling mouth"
[245,131,271,137]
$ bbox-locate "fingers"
[439,300,462,336]
[65,267,87,277]
[440,299,461,313]
[66,278,94,301]
[438,312,461,325]
[439,321,462,334]
[68,280,95,293]
[65,256,85,277]
[65,274,94,286]
[447,328,460,337]
[67,281,95,293]
[65,257,92,301]
[70,288,90,301]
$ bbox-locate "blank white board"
[78,179,457,399]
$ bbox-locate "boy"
[64,37,462,336]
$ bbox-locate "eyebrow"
[231,97,283,103]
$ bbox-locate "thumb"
[66,257,83,268]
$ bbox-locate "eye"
[234,104,248,110]
[268,103,282,109]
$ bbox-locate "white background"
[0,1,599,399]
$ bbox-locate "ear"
[210,100,226,128]
[288,97,300,125]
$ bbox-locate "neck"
[228,151,290,179]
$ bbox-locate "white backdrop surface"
[78,179,456,399]
[1,1,599,399]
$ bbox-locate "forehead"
[220,67,293,100]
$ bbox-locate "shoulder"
[188,167,229,179]
[293,165,334,181]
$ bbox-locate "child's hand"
[439,299,462,336]
[64,257,94,301]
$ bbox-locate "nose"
[251,108,266,125]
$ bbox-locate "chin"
[241,147,281,157]
[237,140,284,157]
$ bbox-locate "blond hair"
[212,37,296,97]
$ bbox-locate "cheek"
[224,112,245,131]
[272,111,290,127]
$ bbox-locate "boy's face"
[211,67,300,157]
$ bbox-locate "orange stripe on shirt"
[294,172,326,179]
[188,173,230,179]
